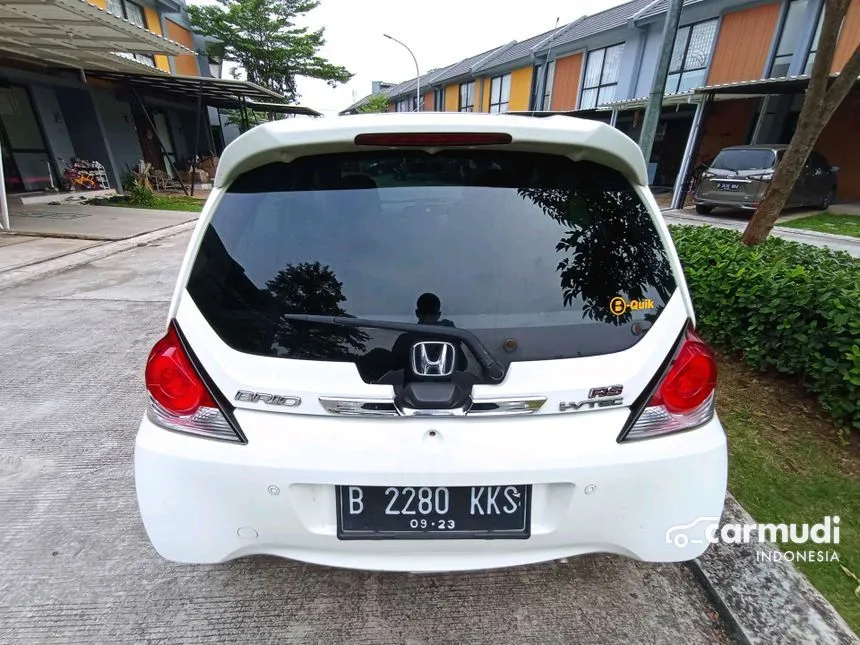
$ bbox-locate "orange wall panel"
[696,99,756,165]
[165,19,199,76]
[508,66,532,111]
[444,83,460,111]
[143,7,171,72]
[423,90,433,110]
[833,0,860,73]
[477,77,490,112]
[550,52,583,111]
[90,0,107,9]
[816,88,860,200]
[707,2,781,85]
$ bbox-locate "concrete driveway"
[0,232,728,644]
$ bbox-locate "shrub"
[126,182,156,207]
[671,225,860,431]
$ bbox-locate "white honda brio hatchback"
[135,112,727,572]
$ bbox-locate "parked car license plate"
[336,485,531,539]
[716,181,740,191]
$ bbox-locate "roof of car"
[214,112,649,188]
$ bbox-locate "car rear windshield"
[711,149,776,171]
[186,150,677,381]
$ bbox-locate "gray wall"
[29,86,76,172]
[634,25,665,98]
[89,88,144,183]
[56,88,121,188]
[615,28,647,101]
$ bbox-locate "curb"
[0,221,196,292]
[771,224,859,244]
[690,495,859,645]
[663,211,859,246]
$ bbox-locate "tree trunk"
[742,0,859,245]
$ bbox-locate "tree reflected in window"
[267,262,369,360]
[519,186,674,325]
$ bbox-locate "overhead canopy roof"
[0,0,190,72]
[244,100,322,117]
[83,69,309,110]
[595,90,699,111]
[87,70,276,108]
[694,74,821,97]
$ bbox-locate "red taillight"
[145,324,213,415]
[144,322,242,442]
[624,328,717,441]
[354,132,512,147]
[649,330,717,414]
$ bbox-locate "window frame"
[538,60,555,111]
[107,0,156,67]
[579,43,624,110]
[458,81,475,112]
[395,97,415,112]
[803,4,825,75]
[769,0,809,77]
[434,87,445,111]
[489,73,511,113]
[665,18,718,95]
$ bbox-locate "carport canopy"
[81,69,322,113]
[0,0,190,73]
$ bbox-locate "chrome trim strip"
[468,397,547,415]
[318,396,546,417]
[318,397,399,417]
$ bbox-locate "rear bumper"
[693,196,758,210]
[134,413,728,572]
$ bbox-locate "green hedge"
[671,225,860,431]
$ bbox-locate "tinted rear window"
[711,149,776,171]
[187,151,677,382]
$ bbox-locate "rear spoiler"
[214,113,649,189]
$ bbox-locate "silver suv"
[694,145,838,214]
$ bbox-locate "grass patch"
[717,353,860,631]
[87,194,203,212]
[780,212,860,238]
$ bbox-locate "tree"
[187,0,352,103]
[742,0,860,245]
[223,108,269,133]
[357,93,390,113]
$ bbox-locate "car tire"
[695,205,714,215]
[819,188,835,211]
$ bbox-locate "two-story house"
[344,0,860,206]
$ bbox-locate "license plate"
[336,485,531,539]
[716,181,740,191]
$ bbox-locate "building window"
[123,0,146,28]
[434,88,445,111]
[107,0,155,66]
[532,60,555,110]
[771,0,809,77]
[666,19,718,94]
[803,7,825,74]
[108,0,146,26]
[459,81,475,112]
[580,44,624,110]
[489,73,511,113]
[395,97,414,112]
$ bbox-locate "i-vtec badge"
[235,390,301,407]
[559,385,624,412]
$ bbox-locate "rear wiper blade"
[281,314,506,383]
